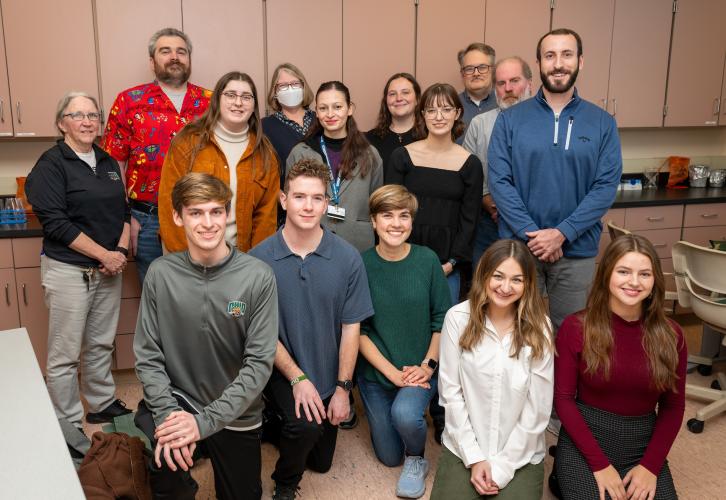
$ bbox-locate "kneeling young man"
[250,158,374,500]
[134,172,278,500]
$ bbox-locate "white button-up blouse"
[438,301,554,489]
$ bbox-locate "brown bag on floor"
[77,432,152,500]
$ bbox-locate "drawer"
[683,203,726,227]
[117,298,140,334]
[121,262,141,298]
[624,205,683,231]
[602,208,625,227]
[0,240,12,268]
[632,228,681,259]
[12,237,43,268]
[113,333,136,370]
[681,225,726,247]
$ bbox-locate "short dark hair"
[284,158,330,194]
[171,172,232,215]
[457,42,496,67]
[536,28,583,62]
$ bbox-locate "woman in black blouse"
[387,83,482,305]
[366,73,421,179]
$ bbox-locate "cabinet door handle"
[22,283,27,305]
[646,216,664,222]
[700,213,718,219]
[5,283,9,306]
[714,98,721,116]
[16,102,21,124]
[653,243,667,248]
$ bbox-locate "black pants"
[135,400,262,500]
[264,369,339,487]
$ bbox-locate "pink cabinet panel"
[114,333,136,371]
[0,269,19,330]
[632,228,681,259]
[683,203,726,228]
[682,225,726,247]
[117,298,140,335]
[0,6,13,137]
[121,262,142,299]
[624,205,683,231]
[0,239,12,268]
[11,237,42,268]
[15,267,49,373]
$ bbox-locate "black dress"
[366,128,415,182]
[387,147,482,264]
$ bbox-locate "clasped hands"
[153,410,201,472]
[525,228,566,263]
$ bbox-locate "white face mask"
[276,87,304,108]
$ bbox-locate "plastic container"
[689,164,710,188]
[709,169,725,188]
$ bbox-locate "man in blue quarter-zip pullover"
[488,28,622,333]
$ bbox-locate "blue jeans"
[446,269,460,305]
[472,210,499,269]
[131,208,163,285]
[357,374,436,467]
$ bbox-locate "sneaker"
[272,483,300,500]
[339,405,358,430]
[86,399,132,424]
[396,456,429,498]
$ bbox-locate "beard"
[540,65,579,94]
[154,59,191,87]
[497,86,532,110]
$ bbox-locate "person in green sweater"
[358,184,452,499]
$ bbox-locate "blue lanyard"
[319,136,341,205]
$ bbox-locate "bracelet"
[116,246,129,257]
[290,374,308,386]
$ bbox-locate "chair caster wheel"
[687,418,704,433]
[697,364,713,376]
[711,380,721,390]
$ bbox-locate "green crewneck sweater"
[360,244,452,389]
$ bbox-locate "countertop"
[1,187,725,239]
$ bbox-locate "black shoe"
[339,406,358,430]
[433,418,444,445]
[86,399,132,424]
[272,483,300,500]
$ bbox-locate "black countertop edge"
[0,216,43,238]
[611,187,726,208]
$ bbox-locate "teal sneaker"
[396,456,429,498]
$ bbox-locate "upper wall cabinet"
[416,0,485,92]
[720,54,726,126]
[266,0,343,110]
[95,0,182,119]
[0,7,13,137]
[343,0,415,131]
[665,0,726,127]
[485,0,551,96]
[551,0,614,109]
[1,0,98,137]
[182,0,265,98]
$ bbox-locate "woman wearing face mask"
[387,83,483,305]
[262,63,316,187]
[552,234,685,500]
[366,73,421,179]
[159,71,279,253]
[287,80,383,252]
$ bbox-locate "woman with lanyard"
[366,73,421,179]
[158,71,279,253]
[287,80,383,253]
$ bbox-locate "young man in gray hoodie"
[134,172,278,500]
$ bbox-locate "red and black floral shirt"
[101,81,211,204]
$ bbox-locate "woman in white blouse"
[430,239,554,500]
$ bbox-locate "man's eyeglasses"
[275,81,303,93]
[63,112,101,121]
[461,64,491,76]
[222,91,255,103]
[423,107,457,119]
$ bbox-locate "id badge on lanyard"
[320,136,346,220]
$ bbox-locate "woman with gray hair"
[26,91,132,427]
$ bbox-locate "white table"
[0,328,85,499]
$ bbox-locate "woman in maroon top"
[553,234,686,500]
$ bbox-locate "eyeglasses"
[461,64,491,76]
[275,81,303,92]
[222,91,255,103]
[423,107,457,119]
[63,111,101,121]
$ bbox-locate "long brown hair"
[305,81,376,180]
[415,83,466,141]
[460,239,552,359]
[582,234,680,391]
[371,72,422,139]
[175,71,274,173]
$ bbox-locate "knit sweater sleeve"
[553,314,611,472]
[640,322,687,475]
[428,249,453,331]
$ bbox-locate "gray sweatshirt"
[134,245,278,439]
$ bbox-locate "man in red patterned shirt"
[102,27,211,283]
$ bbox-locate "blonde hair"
[171,172,233,215]
[368,184,418,218]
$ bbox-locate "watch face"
[427,359,438,370]
[338,380,353,391]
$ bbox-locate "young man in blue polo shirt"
[250,158,374,500]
